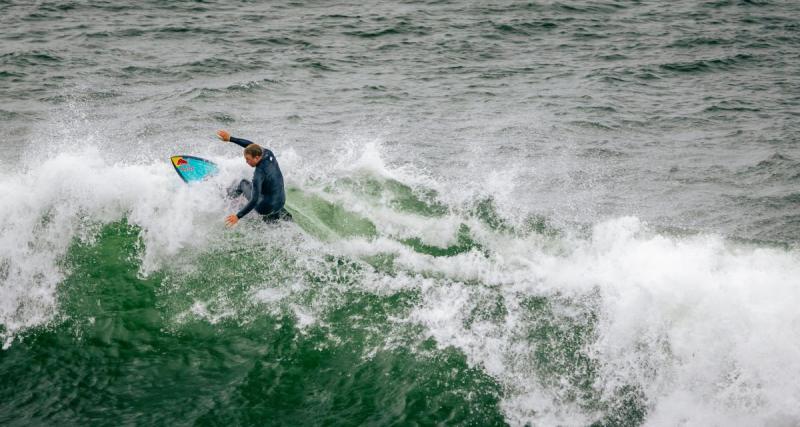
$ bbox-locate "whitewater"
[2,1,800,425]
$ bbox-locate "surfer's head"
[243,144,263,167]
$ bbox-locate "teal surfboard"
[170,155,219,183]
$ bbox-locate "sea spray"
[2,144,800,426]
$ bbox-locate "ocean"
[2,1,800,425]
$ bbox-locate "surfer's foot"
[261,208,293,223]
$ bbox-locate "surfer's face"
[244,154,261,167]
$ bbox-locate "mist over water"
[2,1,800,425]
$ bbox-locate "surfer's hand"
[225,214,239,227]
[217,129,230,142]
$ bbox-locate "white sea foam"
[0,149,236,348]
[321,145,800,426]
[2,142,800,427]
[372,216,800,426]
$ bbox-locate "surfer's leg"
[239,180,254,201]
[226,180,242,198]
[227,179,253,200]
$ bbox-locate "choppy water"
[2,1,800,425]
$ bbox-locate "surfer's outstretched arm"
[217,129,254,149]
[229,136,254,149]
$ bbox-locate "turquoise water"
[2,1,800,425]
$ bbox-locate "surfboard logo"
[173,157,193,171]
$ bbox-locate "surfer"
[217,129,292,226]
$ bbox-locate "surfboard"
[170,155,219,183]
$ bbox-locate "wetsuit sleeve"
[236,171,263,219]
[229,136,254,149]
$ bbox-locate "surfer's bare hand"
[217,129,230,142]
[225,214,239,227]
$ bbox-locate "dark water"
[2,1,800,425]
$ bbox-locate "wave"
[242,36,316,48]
[2,144,800,425]
[553,2,629,14]
[567,120,616,131]
[704,104,761,113]
[666,36,732,48]
[659,53,757,73]
[293,57,337,72]
[737,153,800,183]
[343,20,431,38]
[180,57,267,75]
[0,51,63,67]
[175,78,281,101]
[492,21,559,36]
[0,70,26,80]
[704,0,775,9]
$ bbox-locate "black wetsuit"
[228,136,291,222]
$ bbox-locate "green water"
[0,173,657,426]
[4,0,800,424]
[1,220,507,425]
[0,183,644,425]
[285,186,378,241]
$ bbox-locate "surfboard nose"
[171,156,188,167]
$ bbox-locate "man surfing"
[217,129,292,226]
